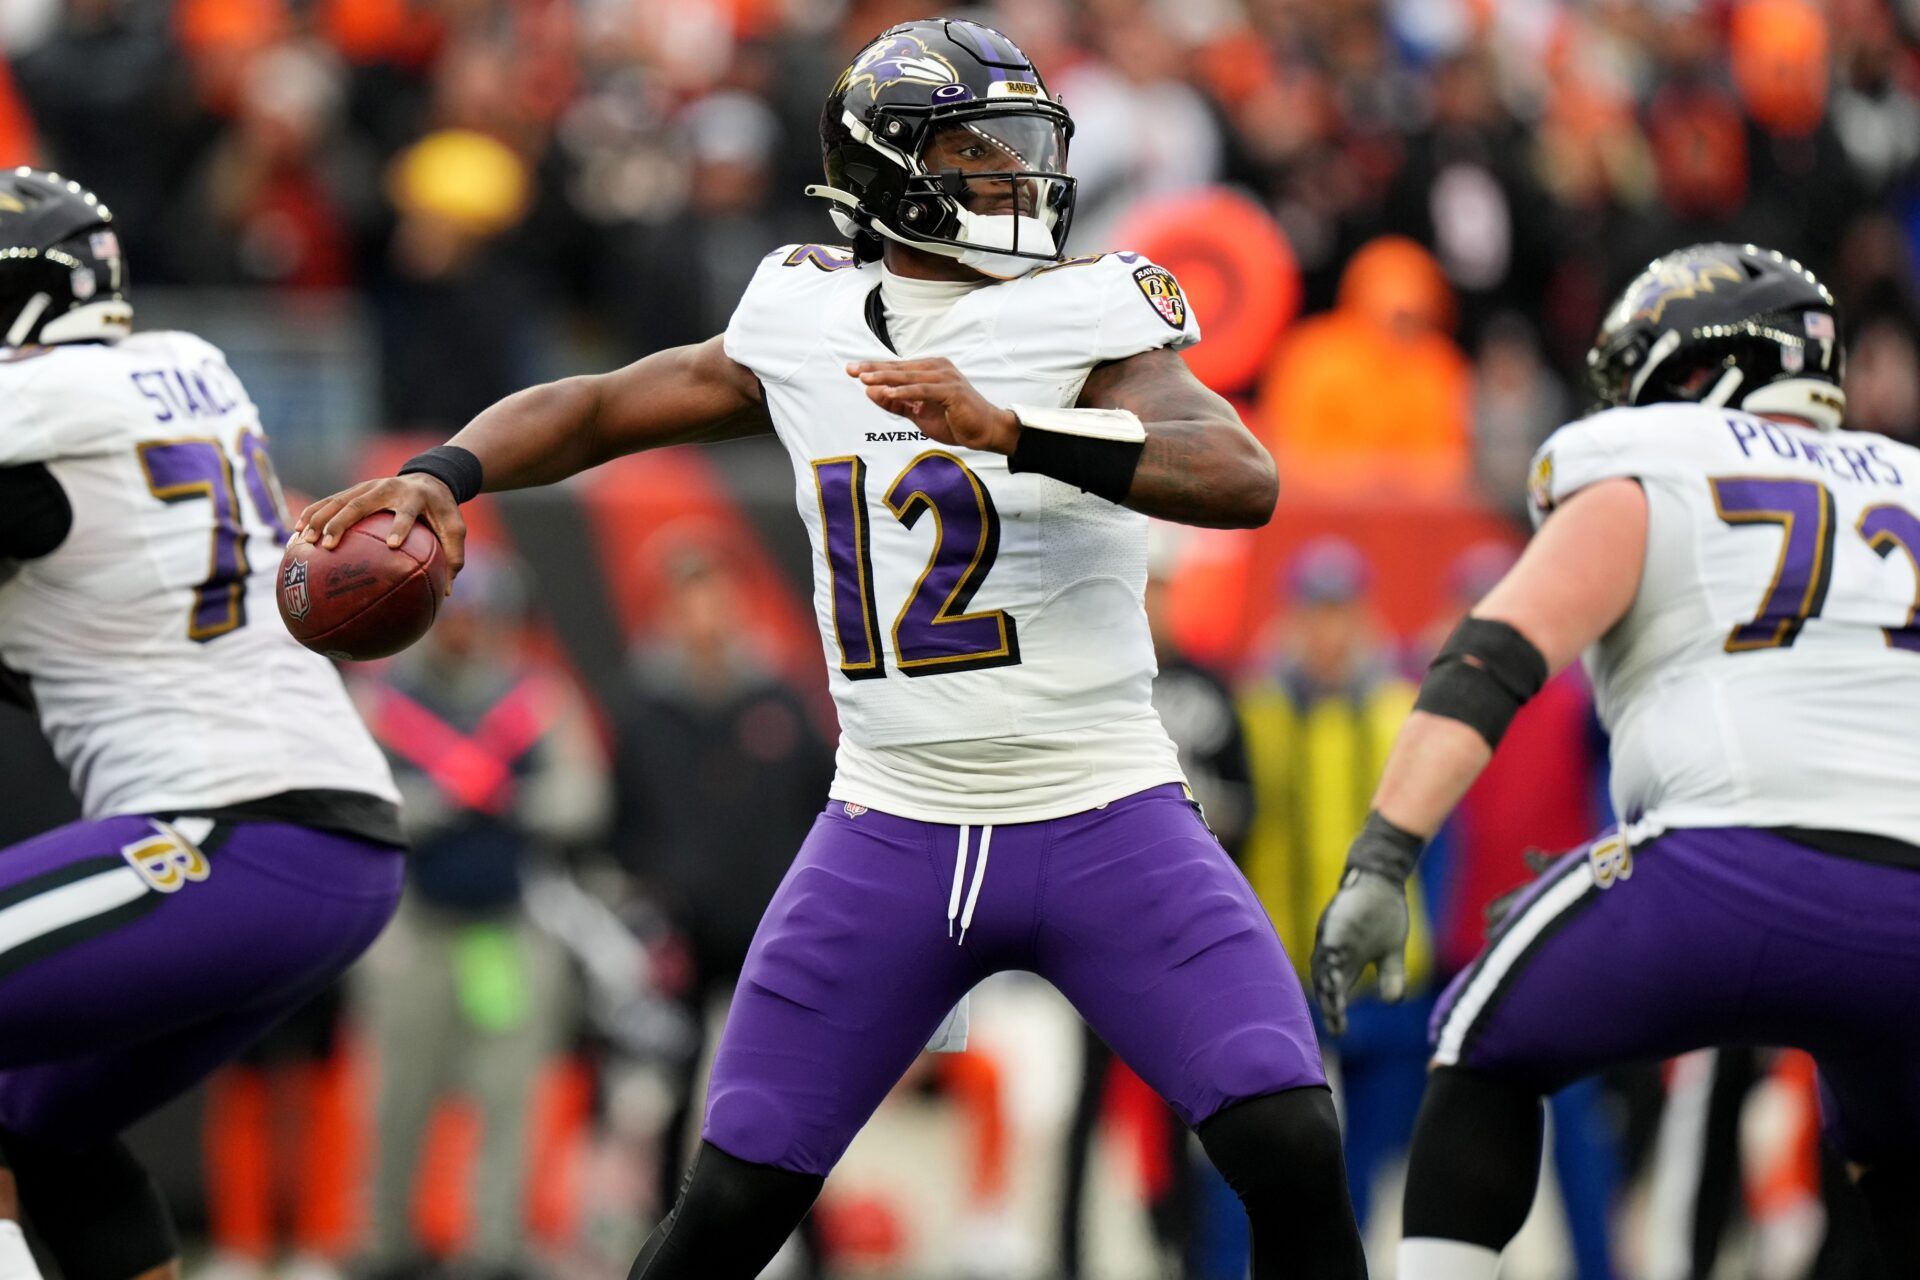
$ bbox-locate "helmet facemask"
[898,114,1073,276]
[813,98,1076,280]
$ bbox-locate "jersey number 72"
[1711,475,1920,652]
[812,450,1021,679]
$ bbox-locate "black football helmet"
[1587,243,1844,429]
[0,168,129,348]
[808,18,1075,278]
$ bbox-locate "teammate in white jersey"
[1310,243,1920,1278]
[0,168,404,1280]
[297,18,1366,1279]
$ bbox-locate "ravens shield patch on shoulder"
[1132,265,1187,330]
[1528,451,1555,513]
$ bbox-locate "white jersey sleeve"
[0,332,398,821]
[727,246,1192,822]
[1087,252,1201,360]
[723,244,845,383]
[1531,403,1920,847]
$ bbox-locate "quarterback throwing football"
[301,18,1366,1279]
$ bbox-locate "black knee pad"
[2,1132,176,1280]
[630,1141,823,1280]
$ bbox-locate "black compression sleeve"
[5,1133,179,1280]
[629,1142,822,1278]
[1413,616,1548,749]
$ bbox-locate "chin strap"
[803,183,1052,280]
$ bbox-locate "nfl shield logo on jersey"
[281,559,311,621]
[1133,265,1187,330]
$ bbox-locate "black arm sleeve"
[0,464,72,560]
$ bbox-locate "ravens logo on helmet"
[1587,242,1844,430]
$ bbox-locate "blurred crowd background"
[4,0,1920,1277]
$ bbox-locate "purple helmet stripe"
[956,20,1008,83]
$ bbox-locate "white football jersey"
[0,331,397,819]
[1529,403,1920,846]
[725,246,1199,822]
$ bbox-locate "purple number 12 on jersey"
[813,456,885,679]
[813,450,1021,680]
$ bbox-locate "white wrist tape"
[1009,404,1147,443]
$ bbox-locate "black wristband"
[1345,810,1425,884]
[1006,425,1144,504]
[398,445,484,505]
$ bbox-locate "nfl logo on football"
[281,559,310,621]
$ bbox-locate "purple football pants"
[0,814,401,1144]
[1433,826,1920,1164]
[702,785,1325,1176]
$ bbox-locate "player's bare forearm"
[449,337,773,492]
[1079,347,1277,528]
[1369,712,1495,838]
[295,337,770,575]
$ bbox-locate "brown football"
[277,512,450,661]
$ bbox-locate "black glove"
[1310,811,1423,1037]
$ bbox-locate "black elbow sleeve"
[1412,617,1548,750]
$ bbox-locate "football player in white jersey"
[1310,243,1920,1278]
[297,18,1367,1280]
[0,168,404,1280]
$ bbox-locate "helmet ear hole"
[1673,360,1727,399]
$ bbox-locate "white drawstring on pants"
[947,823,994,946]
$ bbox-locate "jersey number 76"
[812,450,1021,679]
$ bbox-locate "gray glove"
[1310,811,1423,1036]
